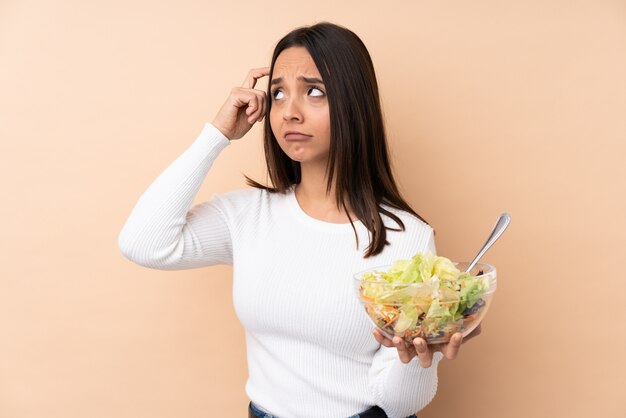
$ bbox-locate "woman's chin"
[287,149,308,162]
[283,147,328,164]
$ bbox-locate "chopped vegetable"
[357,251,492,343]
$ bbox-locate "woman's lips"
[285,133,312,141]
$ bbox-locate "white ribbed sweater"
[117,123,444,418]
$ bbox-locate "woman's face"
[269,47,331,166]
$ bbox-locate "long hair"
[244,22,431,258]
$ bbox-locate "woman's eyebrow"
[271,76,325,85]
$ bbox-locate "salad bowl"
[354,259,496,345]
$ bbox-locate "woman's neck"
[295,163,356,223]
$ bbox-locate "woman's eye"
[272,89,284,100]
[309,87,324,97]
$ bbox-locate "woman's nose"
[282,98,303,121]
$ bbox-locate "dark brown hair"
[244,21,430,258]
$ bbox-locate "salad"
[356,251,492,343]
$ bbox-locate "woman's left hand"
[372,325,482,368]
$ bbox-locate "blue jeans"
[249,401,417,418]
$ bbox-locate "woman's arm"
[117,123,233,269]
[118,68,269,269]
[367,227,444,418]
[368,344,444,418]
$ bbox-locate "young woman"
[118,22,480,418]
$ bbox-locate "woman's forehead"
[272,47,321,79]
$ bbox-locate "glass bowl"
[353,261,496,345]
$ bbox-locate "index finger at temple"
[242,67,271,89]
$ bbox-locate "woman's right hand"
[211,67,270,141]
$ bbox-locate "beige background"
[1,1,624,417]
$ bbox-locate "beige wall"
[1,1,624,417]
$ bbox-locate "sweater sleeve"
[367,227,444,418]
[117,123,234,269]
